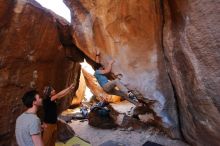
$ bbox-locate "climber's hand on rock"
[96,50,100,56]
[110,60,115,64]
[137,103,144,107]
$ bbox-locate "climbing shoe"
[128,92,138,102]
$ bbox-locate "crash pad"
[56,136,91,146]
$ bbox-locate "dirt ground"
[69,120,189,146]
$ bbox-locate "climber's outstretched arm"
[51,83,74,101]
[95,50,100,63]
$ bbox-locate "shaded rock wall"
[163,0,220,145]
[64,0,179,137]
[0,0,81,145]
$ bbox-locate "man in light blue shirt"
[15,90,44,146]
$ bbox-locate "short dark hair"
[22,90,39,108]
[94,63,102,70]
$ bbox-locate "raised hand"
[96,50,100,56]
[109,60,115,64]
[69,83,74,90]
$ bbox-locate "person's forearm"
[56,87,71,98]
[51,84,74,101]
[32,135,44,146]
[96,54,100,63]
[34,140,44,146]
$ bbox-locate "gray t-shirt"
[15,113,41,146]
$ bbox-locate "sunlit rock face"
[64,0,179,138]
[0,0,80,145]
[163,0,220,145]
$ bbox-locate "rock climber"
[94,51,139,106]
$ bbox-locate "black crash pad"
[143,141,163,146]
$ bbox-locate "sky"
[35,0,71,22]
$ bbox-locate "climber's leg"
[103,79,128,92]
[103,79,140,106]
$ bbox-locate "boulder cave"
[0,0,219,146]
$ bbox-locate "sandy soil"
[69,120,189,146]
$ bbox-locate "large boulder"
[0,0,219,145]
[64,0,179,138]
[0,0,81,145]
[163,0,220,145]
[88,106,117,129]
[109,101,149,130]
